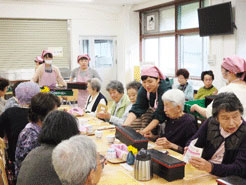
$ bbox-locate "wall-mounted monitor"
[198,2,234,37]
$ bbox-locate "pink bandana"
[34,56,43,63]
[141,66,166,79]
[77,54,91,63]
[41,50,53,59]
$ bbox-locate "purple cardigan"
[187,117,246,177]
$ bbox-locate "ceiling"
[2,0,151,6]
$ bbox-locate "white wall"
[1,0,245,90]
[133,0,240,90]
[235,0,246,58]
[0,1,140,85]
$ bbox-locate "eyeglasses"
[98,153,106,169]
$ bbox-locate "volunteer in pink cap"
[70,54,101,108]
[123,65,172,134]
[191,56,246,119]
[34,56,44,71]
[32,50,66,88]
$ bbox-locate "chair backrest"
[0,139,6,166]
[0,156,8,185]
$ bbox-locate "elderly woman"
[106,81,141,126]
[52,135,102,185]
[84,78,107,115]
[70,54,101,108]
[17,111,80,185]
[0,78,9,115]
[176,68,194,101]
[194,70,218,100]
[191,56,246,119]
[187,92,246,177]
[32,50,66,88]
[96,80,130,123]
[144,89,197,153]
[124,66,172,133]
[15,93,61,176]
[0,82,40,164]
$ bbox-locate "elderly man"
[52,135,103,185]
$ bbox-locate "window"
[160,6,175,32]
[141,0,209,78]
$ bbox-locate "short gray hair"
[106,80,124,94]
[87,78,101,92]
[52,135,97,185]
[162,89,185,110]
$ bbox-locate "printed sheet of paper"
[184,139,203,163]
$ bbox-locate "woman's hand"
[155,137,173,149]
[190,104,198,112]
[189,157,212,173]
[183,146,188,155]
[96,112,111,120]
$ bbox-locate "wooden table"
[75,113,218,185]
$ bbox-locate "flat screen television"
[198,2,234,36]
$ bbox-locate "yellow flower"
[132,148,138,155]
[128,145,133,152]
[41,86,50,93]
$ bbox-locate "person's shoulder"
[159,79,172,91]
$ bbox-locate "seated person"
[0,78,9,115]
[4,81,21,110]
[124,66,172,133]
[194,70,218,100]
[109,81,141,126]
[0,82,40,165]
[176,68,194,101]
[84,78,107,115]
[96,80,130,123]
[15,93,61,176]
[144,89,197,153]
[191,56,246,119]
[52,135,102,185]
[17,111,80,185]
[187,92,246,177]
[32,50,66,88]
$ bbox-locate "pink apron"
[40,67,57,88]
[77,69,90,108]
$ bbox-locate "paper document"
[183,139,203,163]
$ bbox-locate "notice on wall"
[48,47,63,57]
[183,139,203,163]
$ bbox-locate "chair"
[0,156,8,185]
[0,139,6,166]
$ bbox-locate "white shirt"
[84,93,106,115]
[206,83,246,119]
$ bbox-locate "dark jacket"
[17,144,62,185]
[130,78,172,123]
[187,117,246,177]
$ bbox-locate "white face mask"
[45,60,53,64]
